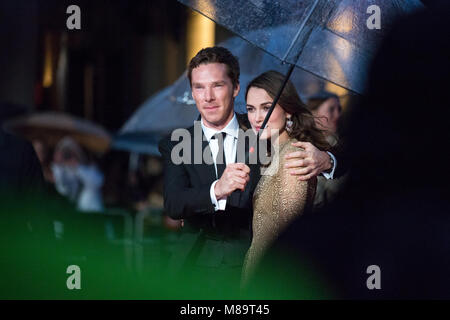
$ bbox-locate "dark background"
[0,0,232,131]
[0,0,437,131]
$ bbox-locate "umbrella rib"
[281,0,320,63]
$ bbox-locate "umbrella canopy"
[113,35,334,155]
[3,112,111,153]
[112,78,197,156]
[178,0,424,94]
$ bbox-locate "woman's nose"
[256,110,264,122]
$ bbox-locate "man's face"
[191,63,240,130]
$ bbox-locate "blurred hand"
[284,141,332,181]
[214,163,250,199]
[163,216,183,230]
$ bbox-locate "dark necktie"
[213,132,227,179]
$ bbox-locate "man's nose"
[204,87,214,102]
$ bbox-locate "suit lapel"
[192,113,247,182]
[192,113,258,208]
[202,131,217,180]
[189,124,216,182]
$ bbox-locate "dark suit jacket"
[158,113,260,267]
[0,129,44,194]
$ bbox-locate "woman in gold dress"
[241,71,331,286]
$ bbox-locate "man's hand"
[284,141,332,181]
[214,163,250,199]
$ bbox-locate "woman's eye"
[264,106,271,111]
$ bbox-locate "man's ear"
[233,82,240,98]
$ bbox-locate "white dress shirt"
[201,114,239,212]
[201,114,337,210]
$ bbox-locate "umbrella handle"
[259,63,296,134]
[231,61,295,207]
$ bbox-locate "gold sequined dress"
[241,138,317,285]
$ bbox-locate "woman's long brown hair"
[245,70,331,151]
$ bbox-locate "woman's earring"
[286,117,293,133]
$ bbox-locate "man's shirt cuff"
[210,180,227,211]
[322,151,337,180]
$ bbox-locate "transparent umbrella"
[113,35,333,155]
[178,0,424,136]
[179,0,424,94]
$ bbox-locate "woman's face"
[246,86,290,140]
[312,97,341,134]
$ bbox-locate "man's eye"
[264,106,271,111]
[215,84,223,87]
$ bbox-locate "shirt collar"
[201,113,239,141]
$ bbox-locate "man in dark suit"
[158,47,341,290]
[159,48,256,284]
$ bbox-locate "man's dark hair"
[187,46,240,88]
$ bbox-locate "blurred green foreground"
[0,191,330,300]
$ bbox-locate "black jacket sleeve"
[158,137,215,220]
[329,143,346,179]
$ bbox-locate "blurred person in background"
[306,92,341,145]
[0,127,44,195]
[32,139,54,184]
[0,102,44,195]
[51,137,104,212]
[306,92,346,210]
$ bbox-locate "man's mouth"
[204,105,219,110]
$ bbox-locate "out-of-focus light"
[324,50,350,110]
[329,7,354,34]
[333,37,351,61]
[325,81,349,110]
[186,11,215,64]
[325,81,347,97]
[43,34,53,88]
